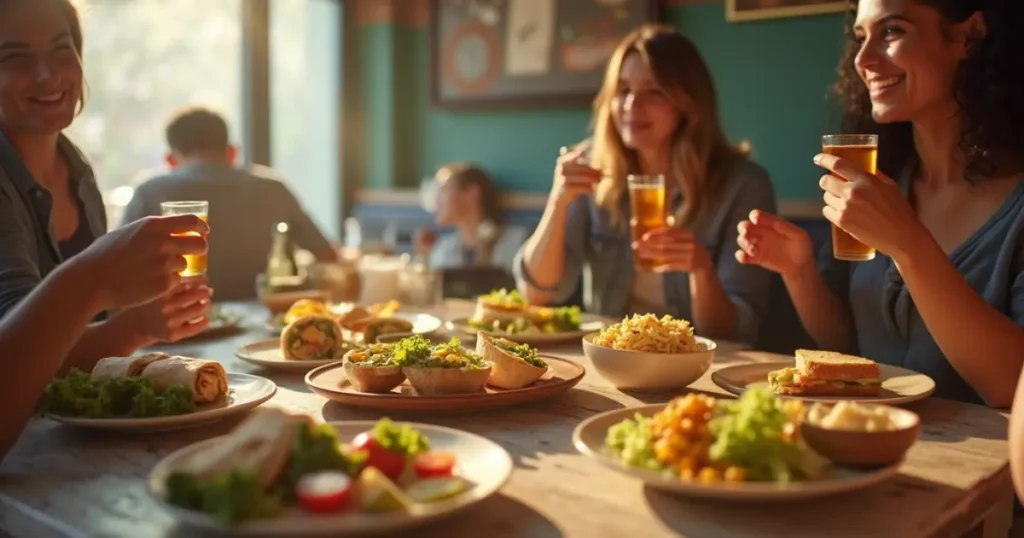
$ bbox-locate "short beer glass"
[160,201,209,276]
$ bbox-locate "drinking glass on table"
[627,174,667,270]
[160,201,209,276]
[821,135,878,262]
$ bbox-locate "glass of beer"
[627,174,667,270]
[160,201,209,276]
[821,134,878,261]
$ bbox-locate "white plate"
[47,373,276,432]
[573,404,901,502]
[266,312,443,336]
[446,314,610,345]
[148,421,513,535]
[236,339,346,371]
[711,361,937,406]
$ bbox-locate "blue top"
[0,132,105,319]
[820,173,1024,405]
[513,158,777,345]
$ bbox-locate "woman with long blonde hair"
[514,25,776,344]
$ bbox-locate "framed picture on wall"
[431,0,659,110]
[726,0,850,22]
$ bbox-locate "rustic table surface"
[0,301,1014,538]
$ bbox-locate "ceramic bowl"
[800,403,920,467]
[581,332,716,392]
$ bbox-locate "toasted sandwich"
[767,349,882,397]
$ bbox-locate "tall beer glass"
[821,134,878,261]
[628,174,667,270]
[160,201,209,276]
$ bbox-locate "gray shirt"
[820,174,1024,405]
[0,132,106,319]
[513,158,777,345]
[121,162,333,301]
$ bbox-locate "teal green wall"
[359,3,848,200]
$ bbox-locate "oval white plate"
[446,314,609,345]
[266,312,443,336]
[148,421,513,535]
[711,361,936,406]
[236,339,346,371]
[47,373,276,432]
[573,404,901,502]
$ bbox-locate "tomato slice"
[296,471,352,514]
[412,451,456,478]
[351,432,407,480]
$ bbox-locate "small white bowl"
[582,332,716,392]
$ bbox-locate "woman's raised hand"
[735,210,814,278]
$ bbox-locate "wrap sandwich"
[174,408,308,487]
[140,356,228,404]
[90,353,170,382]
[348,316,414,344]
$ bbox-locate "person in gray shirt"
[737,0,1024,407]
[121,107,337,301]
[515,26,776,346]
[0,0,212,369]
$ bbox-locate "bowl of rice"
[582,314,715,391]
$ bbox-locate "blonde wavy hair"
[590,25,747,226]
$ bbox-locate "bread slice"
[795,349,880,381]
[773,381,882,397]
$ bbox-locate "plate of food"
[267,299,441,341]
[148,409,513,535]
[40,353,277,431]
[447,289,608,345]
[710,349,936,406]
[238,315,365,371]
[573,388,903,502]
[305,334,586,411]
[195,305,244,337]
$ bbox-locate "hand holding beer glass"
[160,201,209,276]
[821,135,878,261]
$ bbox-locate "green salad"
[605,388,825,484]
[39,370,195,419]
[346,343,400,367]
[399,337,489,369]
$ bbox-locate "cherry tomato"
[296,471,351,514]
[412,451,456,478]
[351,432,407,480]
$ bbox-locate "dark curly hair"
[834,0,1024,181]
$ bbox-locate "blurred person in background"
[0,0,211,359]
[121,106,337,300]
[418,162,527,270]
[513,25,776,344]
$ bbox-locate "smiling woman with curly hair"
[734,0,1024,408]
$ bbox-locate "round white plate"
[711,361,936,406]
[266,312,443,336]
[236,339,346,371]
[47,373,276,432]
[148,421,513,535]
[573,404,901,502]
[446,314,610,345]
[194,308,243,337]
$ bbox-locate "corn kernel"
[679,467,695,480]
[698,467,720,483]
[724,466,745,482]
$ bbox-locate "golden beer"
[822,135,878,262]
[160,201,209,276]
[628,175,667,270]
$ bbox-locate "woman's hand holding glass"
[734,210,814,278]
[95,215,214,344]
[633,228,712,274]
[80,214,209,310]
[550,146,601,208]
[814,153,927,262]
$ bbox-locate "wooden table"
[0,301,1015,538]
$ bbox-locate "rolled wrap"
[90,353,169,383]
[140,356,228,404]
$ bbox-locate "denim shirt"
[820,172,1024,405]
[0,132,105,318]
[513,158,777,345]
